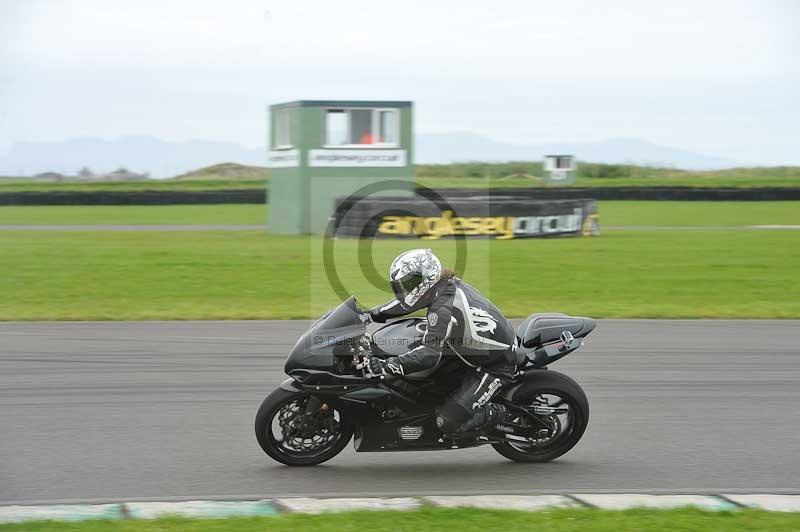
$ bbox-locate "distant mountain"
[0,134,742,178]
[0,136,266,178]
[415,133,742,169]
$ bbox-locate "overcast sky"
[1,0,798,164]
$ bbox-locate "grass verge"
[599,201,800,226]
[0,227,797,320]
[2,507,800,532]
[0,205,267,225]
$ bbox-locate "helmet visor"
[391,272,424,302]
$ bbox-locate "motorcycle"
[255,296,595,466]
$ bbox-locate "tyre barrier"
[1,186,798,206]
[0,189,266,206]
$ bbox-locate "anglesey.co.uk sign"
[267,149,407,168]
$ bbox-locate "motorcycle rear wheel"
[492,370,589,463]
[255,388,354,466]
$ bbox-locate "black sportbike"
[255,297,595,466]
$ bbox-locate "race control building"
[267,100,414,234]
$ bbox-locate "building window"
[324,108,399,147]
[555,156,571,169]
[547,155,574,170]
[325,110,348,146]
[379,110,397,144]
[350,109,373,144]
[274,109,292,148]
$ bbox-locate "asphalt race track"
[2,320,799,504]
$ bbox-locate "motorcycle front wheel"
[492,370,589,463]
[255,387,354,466]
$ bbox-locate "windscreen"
[286,296,365,371]
[312,296,362,335]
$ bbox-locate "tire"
[255,387,354,466]
[492,370,589,463]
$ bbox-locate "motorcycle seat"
[517,313,596,349]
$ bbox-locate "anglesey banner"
[330,196,599,239]
[267,149,300,168]
[309,149,407,167]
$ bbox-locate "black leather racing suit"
[369,276,519,434]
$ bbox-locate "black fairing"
[371,318,425,357]
[353,413,445,452]
[516,313,597,368]
[517,314,596,348]
[284,296,366,375]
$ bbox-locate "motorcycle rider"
[360,248,521,437]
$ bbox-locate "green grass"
[2,508,800,532]
[1,201,797,227]
[0,205,267,225]
[599,201,800,226]
[1,226,797,320]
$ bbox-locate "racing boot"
[454,403,507,435]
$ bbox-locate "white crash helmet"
[389,248,443,307]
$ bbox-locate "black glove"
[365,356,404,378]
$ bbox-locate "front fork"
[305,395,322,413]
